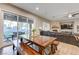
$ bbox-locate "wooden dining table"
[20,35,56,55]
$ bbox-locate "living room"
[0,3,79,55]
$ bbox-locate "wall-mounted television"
[61,23,73,29]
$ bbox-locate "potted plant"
[32,28,37,39]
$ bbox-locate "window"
[43,22,50,31]
[18,16,33,39]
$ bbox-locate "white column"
[0,8,3,48]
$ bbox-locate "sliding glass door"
[3,11,33,42]
[3,12,17,41]
[18,16,31,40]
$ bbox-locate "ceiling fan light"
[68,14,72,18]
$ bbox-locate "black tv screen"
[61,24,73,29]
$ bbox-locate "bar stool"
[52,40,59,54]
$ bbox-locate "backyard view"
[3,12,32,42]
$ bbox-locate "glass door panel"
[18,22,29,39]
[18,16,32,41]
[3,12,17,42]
[18,22,32,40]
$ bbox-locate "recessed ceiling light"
[35,7,39,11]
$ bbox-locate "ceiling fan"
[55,11,79,20]
[68,12,79,18]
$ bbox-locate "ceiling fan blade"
[72,13,79,17]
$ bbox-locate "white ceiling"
[12,3,79,21]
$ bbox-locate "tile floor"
[0,46,17,55]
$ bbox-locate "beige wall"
[73,21,79,33]
[0,3,51,47]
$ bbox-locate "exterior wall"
[0,3,51,47]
